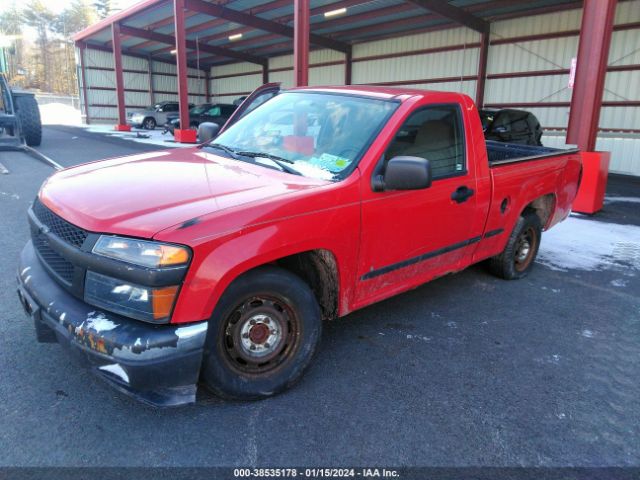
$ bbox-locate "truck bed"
[487,140,579,166]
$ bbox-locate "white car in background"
[127,101,194,130]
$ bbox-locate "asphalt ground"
[0,125,639,470]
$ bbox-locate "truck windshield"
[210,92,398,180]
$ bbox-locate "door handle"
[451,186,474,203]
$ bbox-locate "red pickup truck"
[17,84,581,406]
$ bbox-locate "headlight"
[85,271,179,323]
[92,236,190,268]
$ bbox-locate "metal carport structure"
[72,0,635,174]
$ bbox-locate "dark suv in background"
[163,103,236,134]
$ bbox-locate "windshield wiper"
[201,142,239,159]
[235,151,302,176]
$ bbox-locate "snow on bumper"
[17,241,208,407]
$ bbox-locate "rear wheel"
[488,212,542,280]
[202,266,322,400]
[14,95,42,146]
[142,117,156,130]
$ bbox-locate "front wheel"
[488,211,542,280]
[202,266,322,400]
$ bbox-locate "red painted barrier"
[174,128,198,143]
[572,151,610,214]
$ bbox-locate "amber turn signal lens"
[159,245,190,266]
[152,285,180,320]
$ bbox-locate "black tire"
[14,95,42,146]
[142,117,156,130]
[488,211,542,280]
[202,266,322,400]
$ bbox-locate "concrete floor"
[0,125,638,471]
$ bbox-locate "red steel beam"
[119,24,267,65]
[147,55,155,106]
[111,23,130,130]
[205,69,210,103]
[407,0,489,33]
[78,42,91,125]
[476,31,489,108]
[129,0,292,51]
[294,0,310,87]
[566,0,617,151]
[174,0,194,142]
[345,49,352,85]
[184,0,349,53]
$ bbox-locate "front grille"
[31,199,88,286]
[32,230,75,284]
[33,198,88,248]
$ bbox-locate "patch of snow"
[611,279,628,287]
[605,196,640,204]
[406,334,432,342]
[39,103,82,125]
[98,364,130,384]
[81,124,189,148]
[580,329,595,338]
[537,217,640,272]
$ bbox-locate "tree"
[22,1,56,91]
[0,6,24,81]
[93,0,112,19]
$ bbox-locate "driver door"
[355,102,481,306]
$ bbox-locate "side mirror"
[373,156,432,191]
[198,122,220,143]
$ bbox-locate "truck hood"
[39,149,328,238]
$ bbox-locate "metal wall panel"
[491,9,581,38]
[544,133,640,176]
[211,74,263,97]
[352,49,479,85]
[84,48,114,68]
[487,37,579,75]
[353,27,478,57]
[309,64,343,86]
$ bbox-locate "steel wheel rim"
[514,226,537,272]
[222,295,299,375]
[144,119,155,129]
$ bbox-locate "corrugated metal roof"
[75,0,583,68]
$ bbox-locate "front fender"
[165,197,361,324]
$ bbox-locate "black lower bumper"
[17,241,208,407]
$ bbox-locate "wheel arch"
[521,193,556,229]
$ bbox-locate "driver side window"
[386,104,465,179]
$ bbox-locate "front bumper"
[17,241,208,407]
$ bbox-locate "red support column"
[147,55,155,107]
[344,48,352,85]
[111,22,131,131]
[204,69,210,103]
[293,0,310,87]
[566,0,617,151]
[173,0,197,143]
[475,31,489,108]
[78,41,91,125]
